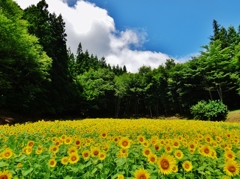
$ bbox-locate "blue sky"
[16,0,240,72]
[85,0,240,58]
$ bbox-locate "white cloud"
[14,0,170,73]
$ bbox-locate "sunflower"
[159,139,165,145]
[74,138,81,147]
[143,148,151,157]
[64,137,73,145]
[210,149,217,159]
[137,135,145,143]
[172,139,180,148]
[205,134,212,143]
[102,143,110,152]
[68,146,78,155]
[91,147,100,157]
[182,161,193,172]
[61,135,67,140]
[224,150,236,160]
[223,159,240,177]
[119,137,131,149]
[113,136,120,143]
[3,148,13,159]
[117,153,123,158]
[82,150,90,160]
[27,140,34,148]
[164,145,172,153]
[148,154,157,164]
[158,154,176,175]
[150,136,158,146]
[69,153,80,164]
[54,139,62,147]
[154,143,161,151]
[52,137,57,142]
[61,156,69,165]
[16,162,23,168]
[48,158,57,168]
[120,148,128,154]
[99,152,106,161]
[142,140,150,148]
[0,170,12,179]
[201,144,212,158]
[35,146,43,155]
[101,132,107,138]
[49,145,59,154]
[188,141,197,152]
[117,174,124,179]
[215,136,222,143]
[172,165,178,173]
[25,146,32,155]
[174,150,184,160]
[134,168,150,179]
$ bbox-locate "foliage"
[191,100,228,121]
[0,0,52,113]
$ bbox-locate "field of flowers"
[0,119,240,179]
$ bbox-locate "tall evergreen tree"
[23,0,73,115]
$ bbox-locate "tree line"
[1,0,240,121]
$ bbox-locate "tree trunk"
[149,104,152,118]
[115,97,121,118]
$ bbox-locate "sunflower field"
[0,119,240,179]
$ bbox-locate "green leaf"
[85,160,92,167]
[64,176,73,179]
[15,154,27,162]
[71,166,79,173]
[0,161,9,167]
[115,158,126,166]
[91,168,98,174]
[22,168,33,176]
[97,163,103,170]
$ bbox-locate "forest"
[1,0,240,121]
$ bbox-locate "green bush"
[190,100,228,121]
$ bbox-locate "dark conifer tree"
[23,0,73,115]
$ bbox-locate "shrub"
[190,100,228,121]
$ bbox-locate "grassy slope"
[226,109,240,122]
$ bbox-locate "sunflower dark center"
[145,150,150,155]
[84,153,89,157]
[71,156,77,161]
[122,141,128,146]
[185,163,189,169]
[228,166,236,172]
[150,157,155,162]
[160,159,169,169]
[139,174,146,179]
[0,175,8,179]
[204,148,209,154]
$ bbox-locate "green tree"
[0,0,52,114]
[199,40,238,102]
[114,73,131,117]
[76,68,115,117]
[23,0,73,115]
